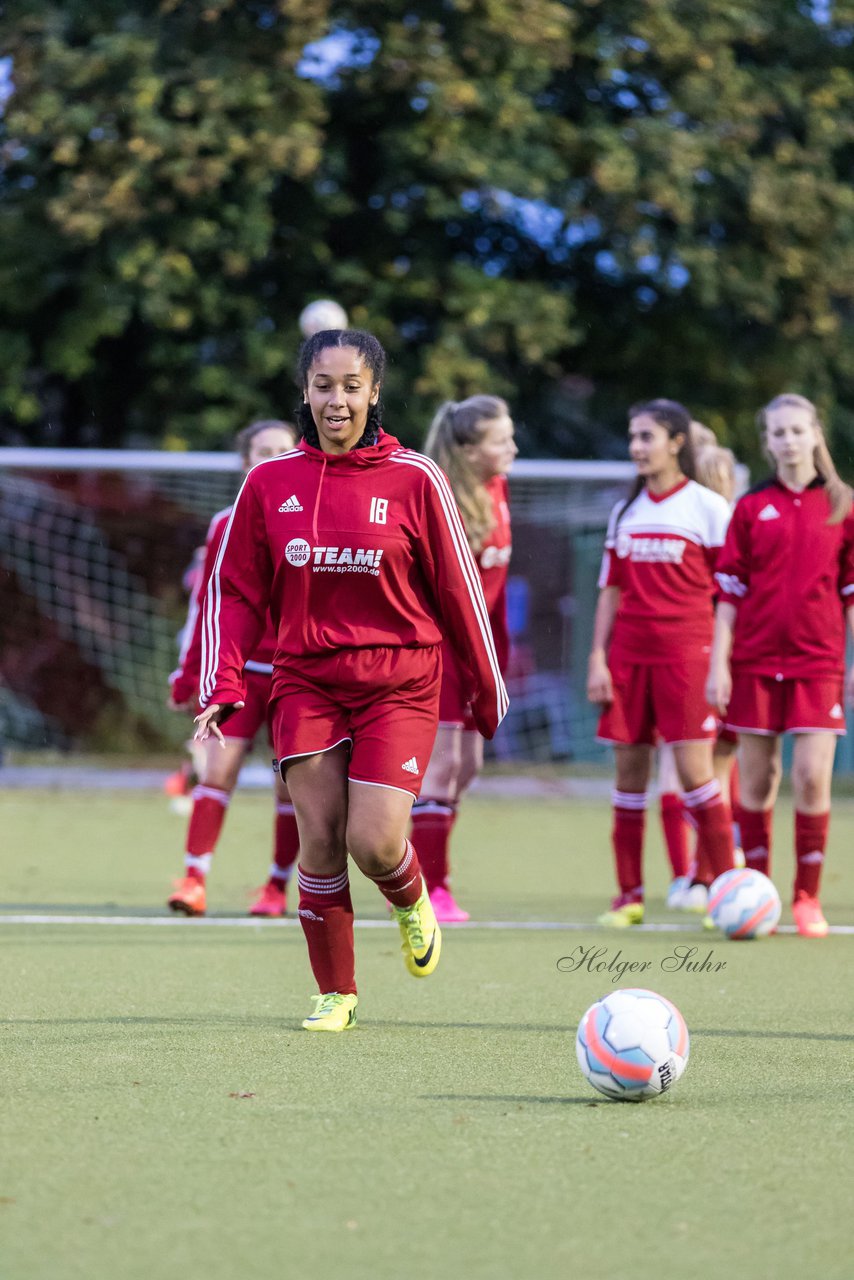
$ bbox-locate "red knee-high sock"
[611,790,647,900]
[297,867,356,995]
[270,801,300,887]
[184,784,230,880]
[729,760,743,849]
[683,779,734,881]
[410,799,458,893]
[367,839,424,908]
[659,792,691,878]
[794,811,829,900]
[739,808,773,877]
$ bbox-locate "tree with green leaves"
[1,0,852,468]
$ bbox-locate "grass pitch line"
[0,913,852,935]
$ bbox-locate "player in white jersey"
[587,399,736,927]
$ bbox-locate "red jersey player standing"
[412,395,517,922]
[587,399,736,927]
[195,330,508,1031]
[167,419,299,918]
[707,393,854,938]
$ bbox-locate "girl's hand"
[193,702,243,746]
[705,663,731,717]
[587,654,613,706]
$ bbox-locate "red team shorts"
[438,642,478,732]
[597,656,718,747]
[724,673,846,736]
[221,669,273,745]
[269,645,442,799]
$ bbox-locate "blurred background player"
[194,329,507,1031]
[664,428,746,912]
[167,419,299,917]
[707,392,854,937]
[587,398,736,927]
[412,396,517,922]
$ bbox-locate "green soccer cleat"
[301,992,358,1032]
[597,895,644,928]
[392,890,442,977]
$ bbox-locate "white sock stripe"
[683,779,722,809]
[412,799,456,816]
[612,790,649,810]
[269,862,294,880]
[374,841,414,882]
[192,785,230,806]
[798,851,825,865]
[185,853,212,874]
[297,869,350,894]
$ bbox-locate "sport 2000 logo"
[284,538,311,567]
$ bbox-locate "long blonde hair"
[423,395,509,552]
[758,393,852,525]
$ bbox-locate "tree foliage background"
[1,0,853,468]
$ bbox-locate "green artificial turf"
[2,785,853,1280]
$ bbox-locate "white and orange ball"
[708,868,781,939]
[576,988,690,1102]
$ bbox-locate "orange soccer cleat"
[792,893,829,939]
[248,882,287,918]
[168,875,207,917]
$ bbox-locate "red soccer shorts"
[269,646,441,798]
[597,656,718,747]
[221,669,273,745]
[438,641,477,732]
[725,673,846,736]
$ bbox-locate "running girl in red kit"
[411,396,517,922]
[195,330,508,1030]
[587,399,736,927]
[167,420,299,918]
[707,393,854,937]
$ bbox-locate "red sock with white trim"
[297,867,356,995]
[683,779,735,881]
[659,792,691,878]
[185,784,230,880]
[739,808,772,877]
[410,799,458,893]
[612,790,647,900]
[794,811,829,900]
[366,840,424,908]
[270,801,299,888]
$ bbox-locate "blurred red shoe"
[168,875,206,916]
[248,882,287,918]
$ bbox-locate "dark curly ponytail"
[296,329,386,450]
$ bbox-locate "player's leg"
[672,739,736,883]
[598,742,652,927]
[347,782,441,978]
[736,733,782,878]
[657,742,692,905]
[283,745,358,1029]
[790,731,836,937]
[412,723,464,913]
[167,736,247,916]
[248,770,300,918]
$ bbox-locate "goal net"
[0,448,633,763]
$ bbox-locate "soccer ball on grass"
[707,868,781,939]
[576,988,690,1102]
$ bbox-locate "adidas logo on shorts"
[830,703,843,720]
[279,494,303,512]
[701,715,717,732]
[757,504,780,521]
[401,757,419,775]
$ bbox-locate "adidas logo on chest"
[279,494,303,513]
[757,503,780,522]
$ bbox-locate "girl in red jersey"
[707,393,854,937]
[412,396,517,922]
[587,399,736,927]
[195,330,508,1030]
[167,420,299,918]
